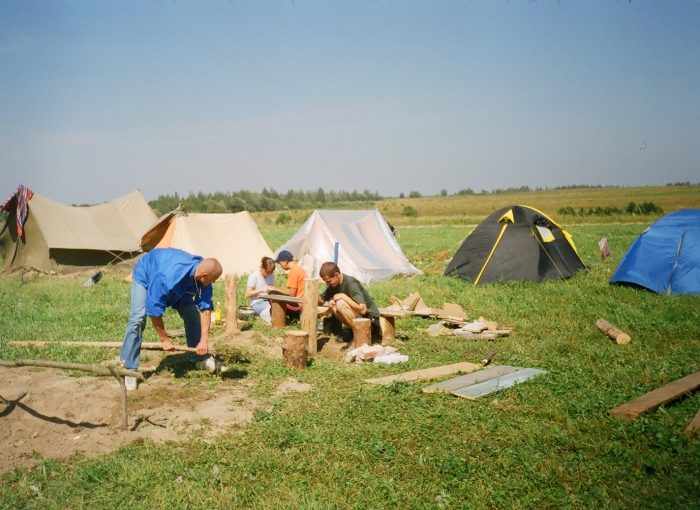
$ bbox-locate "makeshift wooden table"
[258,293,303,328]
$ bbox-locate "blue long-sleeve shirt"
[133,248,213,317]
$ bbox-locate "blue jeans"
[120,282,209,370]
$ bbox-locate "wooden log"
[9,340,196,352]
[379,315,396,346]
[609,371,700,420]
[365,361,482,385]
[225,273,239,334]
[301,278,319,356]
[596,318,631,345]
[282,331,308,370]
[0,358,145,381]
[270,300,286,328]
[684,408,700,437]
[352,318,371,348]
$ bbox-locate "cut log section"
[379,315,395,345]
[596,318,631,345]
[352,318,371,348]
[282,331,309,370]
[270,300,286,328]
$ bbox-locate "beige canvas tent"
[275,209,422,284]
[0,189,157,274]
[140,209,273,276]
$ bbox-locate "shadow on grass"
[145,353,248,381]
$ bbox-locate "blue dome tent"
[610,209,700,295]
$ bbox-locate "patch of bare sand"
[0,329,321,474]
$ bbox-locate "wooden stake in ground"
[596,318,631,345]
[352,318,371,348]
[609,371,700,420]
[301,278,319,355]
[225,273,239,334]
[282,331,309,370]
[0,359,144,430]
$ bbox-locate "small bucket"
[237,306,255,321]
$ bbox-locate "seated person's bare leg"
[332,300,359,329]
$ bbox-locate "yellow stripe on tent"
[498,209,515,224]
[474,223,509,286]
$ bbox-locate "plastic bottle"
[214,302,222,325]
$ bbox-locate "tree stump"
[271,300,286,328]
[282,331,309,370]
[380,315,395,346]
[352,318,371,348]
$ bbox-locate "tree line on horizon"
[146,182,695,215]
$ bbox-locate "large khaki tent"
[0,189,157,274]
[140,209,273,276]
[275,209,422,284]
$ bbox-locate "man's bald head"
[196,258,223,285]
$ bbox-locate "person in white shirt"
[245,256,276,324]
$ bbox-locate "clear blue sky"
[1,1,698,205]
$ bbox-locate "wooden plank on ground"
[684,408,700,437]
[423,365,521,394]
[364,362,481,385]
[378,308,411,318]
[609,371,700,420]
[451,368,547,400]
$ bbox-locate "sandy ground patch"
[0,327,344,474]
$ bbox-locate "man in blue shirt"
[120,248,223,390]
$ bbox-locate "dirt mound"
[0,328,334,474]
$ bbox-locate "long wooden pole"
[301,278,319,355]
[225,273,239,334]
[9,340,196,352]
[0,359,145,380]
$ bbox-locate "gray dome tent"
[444,205,586,285]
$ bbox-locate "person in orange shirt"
[274,250,307,320]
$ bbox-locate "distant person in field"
[318,261,380,341]
[274,250,307,321]
[120,248,223,391]
[245,256,276,325]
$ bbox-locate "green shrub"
[402,205,418,217]
[275,212,292,225]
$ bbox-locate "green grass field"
[1,189,699,509]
